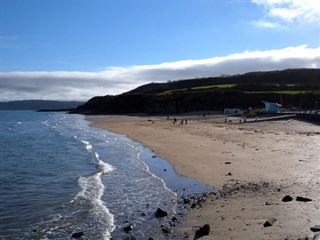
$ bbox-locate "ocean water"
[0,111,212,240]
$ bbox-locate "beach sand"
[88,115,320,240]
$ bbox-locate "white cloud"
[251,20,284,28]
[252,0,320,28]
[0,45,319,101]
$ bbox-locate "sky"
[0,0,319,101]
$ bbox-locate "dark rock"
[263,218,277,227]
[226,172,232,176]
[296,196,312,202]
[183,197,190,204]
[195,224,210,237]
[163,168,167,171]
[124,223,136,232]
[155,208,168,218]
[72,232,85,238]
[225,162,231,164]
[162,226,172,234]
[282,195,293,202]
[310,225,320,232]
[148,236,157,240]
[172,216,178,222]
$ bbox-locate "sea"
[0,111,212,240]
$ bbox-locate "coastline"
[88,115,320,239]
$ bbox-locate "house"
[262,101,282,113]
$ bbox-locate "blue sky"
[1,0,320,101]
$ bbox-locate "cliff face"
[77,69,320,114]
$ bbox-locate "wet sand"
[88,115,320,240]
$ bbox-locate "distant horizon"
[0,99,86,103]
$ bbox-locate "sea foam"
[81,140,92,151]
[73,151,115,239]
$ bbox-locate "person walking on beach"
[173,118,177,124]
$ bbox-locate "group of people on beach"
[170,117,188,125]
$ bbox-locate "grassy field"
[192,84,237,90]
[158,84,237,95]
[158,87,320,96]
[245,90,320,95]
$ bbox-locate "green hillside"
[77,69,320,114]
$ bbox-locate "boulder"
[162,226,172,234]
[183,197,190,204]
[282,195,293,202]
[123,223,136,232]
[311,225,320,232]
[296,196,312,202]
[155,208,168,218]
[72,232,85,238]
[263,218,277,227]
[195,224,210,237]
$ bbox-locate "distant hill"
[77,68,320,115]
[128,68,320,94]
[0,100,84,110]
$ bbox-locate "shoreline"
[88,115,320,239]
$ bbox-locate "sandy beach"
[88,115,320,240]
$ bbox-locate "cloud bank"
[1,45,319,101]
